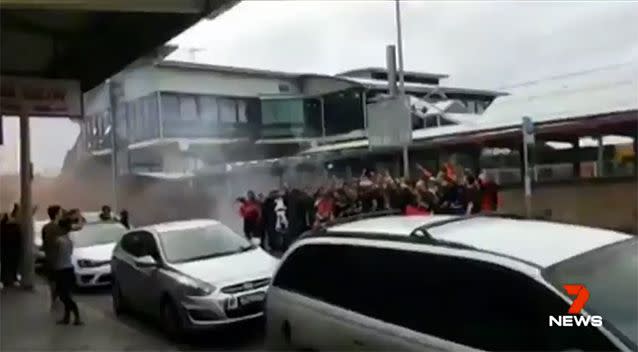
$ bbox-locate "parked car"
[265,214,636,351]
[71,221,128,287]
[110,219,279,338]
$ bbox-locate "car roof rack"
[406,212,542,268]
[409,212,527,239]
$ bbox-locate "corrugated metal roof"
[482,62,638,125]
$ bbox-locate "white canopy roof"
[302,62,638,155]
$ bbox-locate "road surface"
[74,285,265,351]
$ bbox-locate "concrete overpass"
[0,0,239,288]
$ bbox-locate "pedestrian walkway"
[0,284,178,351]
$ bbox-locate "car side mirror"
[134,255,158,268]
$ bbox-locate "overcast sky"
[2,0,637,175]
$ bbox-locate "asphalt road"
[73,285,266,351]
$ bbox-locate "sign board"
[0,76,82,117]
[367,95,412,149]
[522,116,535,145]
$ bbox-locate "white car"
[33,220,48,267]
[265,214,637,351]
[110,219,279,338]
[71,221,128,287]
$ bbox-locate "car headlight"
[77,259,109,268]
[176,275,215,297]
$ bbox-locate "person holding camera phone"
[52,211,83,326]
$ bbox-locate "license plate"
[238,292,265,306]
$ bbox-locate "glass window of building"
[323,89,365,136]
[219,98,237,123]
[199,96,219,122]
[137,98,146,132]
[161,93,180,121]
[179,95,198,121]
[237,99,248,123]
[262,99,305,125]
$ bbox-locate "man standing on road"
[52,212,83,326]
[42,205,63,310]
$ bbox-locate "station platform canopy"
[1,0,238,92]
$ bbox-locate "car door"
[113,231,145,306]
[267,243,355,351]
[131,231,163,316]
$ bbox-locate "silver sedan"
[111,219,279,338]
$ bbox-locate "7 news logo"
[549,284,603,327]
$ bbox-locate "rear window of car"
[543,237,637,350]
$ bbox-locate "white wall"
[162,151,190,173]
[82,65,159,116]
[120,66,159,102]
[83,83,109,116]
[154,67,301,97]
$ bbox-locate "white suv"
[265,214,637,351]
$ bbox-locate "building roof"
[157,60,303,78]
[301,62,638,155]
[326,215,630,267]
[338,67,449,80]
[342,76,506,97]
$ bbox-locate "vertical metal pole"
[319,96,326,138]
[523,141,532,218]
[395,0,406,95]
[633,132,638,178]
[361,90,368,131]
[157,91,164,139]
[19,112,34,289]
[386,45,398,97]
[395,0,409,178]
[596,135,604,177]
[108,80,119,211]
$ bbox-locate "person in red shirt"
[404,192,431,216]
[238,191,261,240]
[313,187,334,229]
[478,171,499,213]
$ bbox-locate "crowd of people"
[238,163,500,252]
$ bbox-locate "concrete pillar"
[19,114,34,289]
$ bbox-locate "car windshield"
[543,237,638,349]
[70,223,127,248]
[158,223,255,263]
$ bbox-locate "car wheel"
[161,299,185,341]
[112,280,127,316]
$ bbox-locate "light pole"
[395,0,409,178]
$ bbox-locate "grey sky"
[2,0,637,174]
